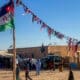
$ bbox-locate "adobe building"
[8,45,80,63]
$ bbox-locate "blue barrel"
[70,63,77,69]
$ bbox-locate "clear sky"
[0,0,80,50]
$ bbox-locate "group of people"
[16,58,74,80]
[16,58,41,80]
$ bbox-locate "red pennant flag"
[32,15,39,22]
[71,40,78,56]
[24,7,31,14]
[74,44,78,54]
[47,27,54,36]
[41,23,47,28]
[40,22,47,31]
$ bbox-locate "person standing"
[16,64,20,80]
[35,59,41,75]
[25,61,32,80]
[68,66,74,80]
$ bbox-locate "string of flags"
[16,2,78,38]
[16,0,65,39]
[15,0,79,55]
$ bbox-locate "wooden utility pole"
[13,27,16,80]
[10,0,16,80]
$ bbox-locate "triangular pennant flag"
[41,22,47,28]
[57,33,64,39]
[32,14,39,22]
[16,0,22,5]
[54,31,64,39]
[37,19,42,24]
[71,40,78,56]
[47,27,54,36]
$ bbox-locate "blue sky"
[0,0,80,50]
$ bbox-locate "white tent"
[0,50,13,57]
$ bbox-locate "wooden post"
[10,0,16,80]
[13,27,16,80]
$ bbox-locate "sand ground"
[0,69,80,80]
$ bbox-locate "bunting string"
[16,0,79,55]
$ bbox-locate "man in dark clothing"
[16,64,20,80]
[68,66,74,80]
[25,62,32,80]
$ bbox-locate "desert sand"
[0,69,80,80]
